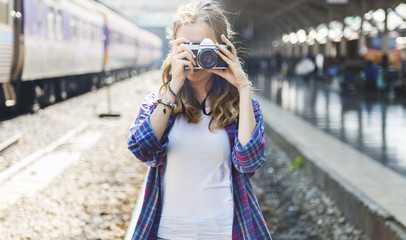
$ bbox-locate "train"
[0,0,162,114]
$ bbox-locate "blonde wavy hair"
[160,1,240,130]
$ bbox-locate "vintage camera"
[183,38,230,70]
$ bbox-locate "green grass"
[289,155,304,169]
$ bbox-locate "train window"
[70,16,76,41]
[86,22,90,40]
[76,18,81,40]
[81,21,86,40]
[0,1,8,24]
[95,25,100,41]
[39,0,44,35]
[118,33,123,44]
[90,23,95,41]
[56,10,63,40]
[88,22,91,40]
[47,7,55,38]
[95,24,99,41]
[77,20,82,40]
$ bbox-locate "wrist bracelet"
[238,81,252,91]
[157,98,176,114]
[168,82,181,99]
[168,82,186,114]
[167,88,177,100]
[163,91,177,108]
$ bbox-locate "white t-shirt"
[158,111,233,240]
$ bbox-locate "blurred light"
[307,29,316,45]
[289,32,298,44]
[388,11,403,31]
[297,29,307,43]
[306,39,315,45]
[343,26,359,40]
[316,26,328,42]
[364,10,373,21]
[329,20,343,30]
[308,29,317,40]
[344,16,361,31]
[395,3,406,18]
[282,34,290,43]
[396,37,406,45]
[363,21,373,33]
[272,40,280,47]
[328,29,337,39]
[373,9,386,23]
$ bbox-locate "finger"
[216,49,234,66]
[171,37,190,47]
[175,44,196,59]
[175,51,197,66]
[216,43,236,62]
[182,60,194,75]
[206,69,227,79]
[221,34,237,57]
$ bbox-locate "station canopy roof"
[221,0,405,40]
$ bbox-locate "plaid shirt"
[128,93,272,240]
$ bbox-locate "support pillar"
[326,39,332,57]
[302,44,309,58]
[340,23,347,58]
[313,42,320,56]
[293,45,300,58]
[382,7,389,55]
[358,0,367,57]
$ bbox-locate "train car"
[136,29,163,70]
[22,0,104,81]
[90,0,163,75]
[0,0,162,115]
[0,0,106,112]
[0,0,16,108]
[92,2,139,80]
[22,0,106,106]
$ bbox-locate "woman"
[128,1,272,239]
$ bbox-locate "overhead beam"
[254,0,309,27]
[222,0,406,46]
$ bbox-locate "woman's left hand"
[207,34,249,89]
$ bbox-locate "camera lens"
[197,49,217,69]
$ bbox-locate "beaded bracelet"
[165,98,177,109]
[156,98,177,114]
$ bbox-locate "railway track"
[0,71,157,239]
[0,123,88,185]
[0,133,21,154]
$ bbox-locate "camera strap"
[201,81,216,116]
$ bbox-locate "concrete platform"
[256,94,406,240]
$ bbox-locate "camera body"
[183,38,230,70]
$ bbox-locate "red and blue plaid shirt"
[128,93,272,240]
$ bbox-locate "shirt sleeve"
[127,93,168,167]
[232,98,266,175]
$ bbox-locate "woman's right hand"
[170,37,196,93]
